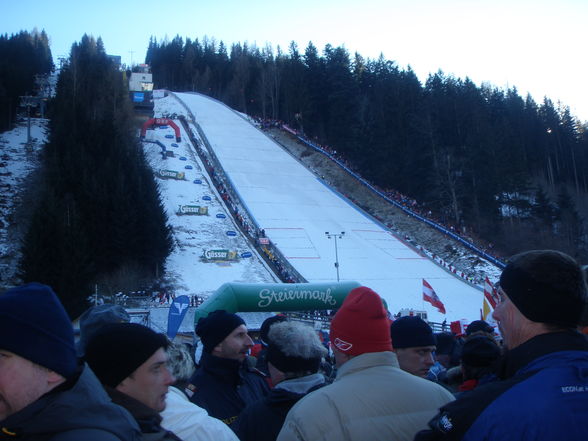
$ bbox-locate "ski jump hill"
[158,92,484,324]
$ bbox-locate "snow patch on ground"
[0,118,47,288]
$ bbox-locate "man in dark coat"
[416,250,588,441]
[0,283,140,440]
[85,323,181,441]
[234,320,327,441]
[189,310,269,429]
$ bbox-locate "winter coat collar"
[106,387,164,432]
[199,351,244,386]
[0,364,139,441]
[274,373,325,395]
[335,351,399,380]
[499,330,588,379]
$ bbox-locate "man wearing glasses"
[416,249,588,441]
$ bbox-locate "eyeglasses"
[494,283,507,304]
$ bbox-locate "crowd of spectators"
[1,249,587,440]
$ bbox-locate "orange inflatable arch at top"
[140,117,181,142]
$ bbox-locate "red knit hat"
[330,286,392,356]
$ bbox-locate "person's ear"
[116,376,132,393]
[46,369,66,386]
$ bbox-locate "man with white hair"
[278,286,454,441]
[235,320,327,441]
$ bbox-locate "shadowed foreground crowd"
[1,249,588,440]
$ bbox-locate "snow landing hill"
[148,92,501,326]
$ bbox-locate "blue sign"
[179,156,187,161]
[185,165,193,169]
[241,251,253,258]
[216,213,226,218]
[159,125,168,129]
[226,231,237,236]
[133,92,145,103]
[202,195,211,201]
[165,134,174,139]
[193,179,202,184]
[166,295,190,339]
[171,143,179,147]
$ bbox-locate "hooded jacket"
[277,351,454,441]
[415,331,588,441]
[189,351,269,429]
[0,364,140,441]
[235,373,326,441]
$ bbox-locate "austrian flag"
[422,279,446,314]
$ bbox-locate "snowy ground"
[0,118,47,287]
[267,129,503,286]
[154,92,489,325]
[143,103,279,300]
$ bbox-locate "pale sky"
[2,0,587,121]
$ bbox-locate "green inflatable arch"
[194,281,362,326]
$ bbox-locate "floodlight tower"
[325,231,345,282]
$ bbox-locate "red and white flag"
[423,279,446,314]
[482,277,500,322]
[484,277,500,308]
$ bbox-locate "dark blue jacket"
[234,375,326,441]
[189,352,270,429]
[415,331,588,441]
[0,364,140,441]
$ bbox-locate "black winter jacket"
[234,374,326,441]
[106,388,182,441]
[189,352,270,429]
[0,364,140,441]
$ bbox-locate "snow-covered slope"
[158,92,486,324]
[143,102,279,299]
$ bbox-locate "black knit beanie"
[0,283,77,378]
[465,320,494,336]
[84,323,168,388]
[461,336,501,368]
[390,316,436,349]
[260,314,287,346]
[499,250,586,327]
[196,310,245,353]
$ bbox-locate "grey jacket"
[277,351,454,441]
[0,364,141,441]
